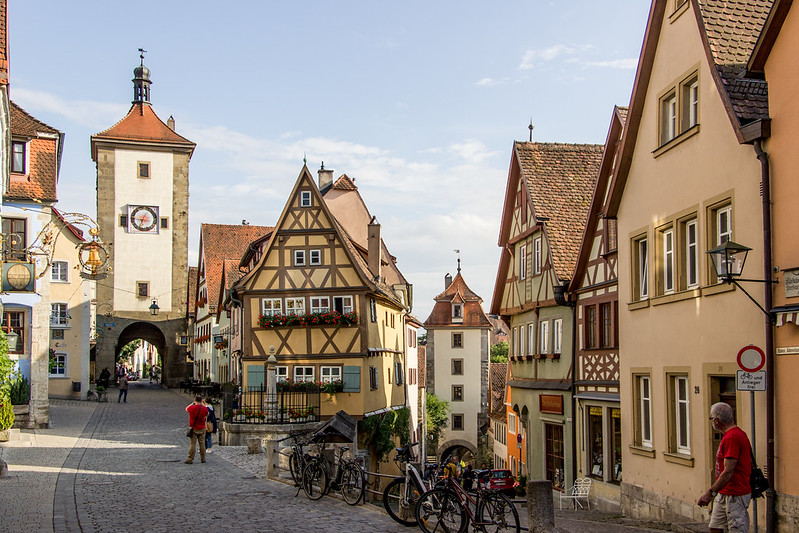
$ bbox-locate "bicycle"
[325,444,365,505]
[276,429,315,487]
[415,472,520,533]
[383,441,430,526]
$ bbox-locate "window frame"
[294,249,306,266]
[452,359,463,375]
[452,332,463,349]
[599,303,613,348]
[394,361,403,385]
[300,190,312,207]
[50,303,69,328]
[553,318,563,354]
[684,218,699,289]
[528,323,535,355]
[539,320,549,355]
[276,365,288,382]
[635,374,653,448]
[309,249,322,265]
[261,298,282,317]
[632,234,649,301]
[49,351,67,377]
[519,244,527,280]
[294,366,315,383]
[452,413,464,431]
[662,227,675,294]
[369,366,378,390]
[660,91,677,144]
[508,412,517,434]
[310,296,330,314]
[4,310,24,354]
[320,366,341,383]
[586,305,598,349]
[138,161,150,179]
[671,374,691,455]
[533,237,542,275]
[452,384,464,402]
[2,217,27,261]
[51,261,69,283]
[332,296,353,314]
[137,281,149,299]
[11,140,26,174]
[284,297,306,315]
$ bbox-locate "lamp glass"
[5,329,18,349]
[149,300,159,316]
[706,241,750,280]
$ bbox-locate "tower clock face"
[129,205,159,233]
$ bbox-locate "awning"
[574,392,620,402]
[772,305,799,327]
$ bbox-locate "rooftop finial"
[132,48,152,105]
[454,249,461,274]
[138,47,147,65]
[528,118,534,142]
[303,153,307,165]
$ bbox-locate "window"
[684,218,699,289]
[138,162,150,179]
[2,218,26,261]
[276,366,288,382]
[261,298,282,317]
[394,361,403,385]
[508,412,517,434]
[310,296,329,314]
[137,282,149,298]
[452,303,463,320]
[588,406,604,479]
[294,366,315,382]
[519,244,527,280]
[51,261,69,282]
[52,329,64,340]
[660,92,677,144]
[332,296,353,314]
[512,327,518,356]
[671,375,691,454]
[600,303,613,348]
[285,297,305,315]
[120,215,128,228]
[605,218,618,253]
[370,299,377,322]
[681,76,699,131]
[539,320,549,354]
[160,218,169,229]
[11,141,25,173]
[300,190,312,207]
[637,375,653,448]
[452,359,463,375]
[663,228,675,294]
[553,318,563,354]
[49,352,67,377]
[717,205,732,245]
[527,323,535,355]
[452,385,464,402]
[452,332,463,348]
[452,414,464,431]
[611,408,622,482]
[632,236,649,301]
[308,249,322,266]
[518,326,525,356]
[294,250,306,266]
[586,306,597,349]
[321,366,341,383]
[545,423,565,490]
[369,366,378,390]
[4,311,24,353]
[533,237,542,274]
[50,303,69,327]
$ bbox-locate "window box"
[258,311,358,329]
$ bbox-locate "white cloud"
[519,44,590,70]
[583,58,638,70]
[475,77,502,87]
[11,88,128,130]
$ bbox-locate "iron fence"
[222,386,321,424]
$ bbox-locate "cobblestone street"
[1,383,673,532]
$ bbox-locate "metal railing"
[222,386,321,424]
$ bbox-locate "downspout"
[753,139,776,533]
[554,281,577,486]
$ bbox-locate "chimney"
[368,216,382,281]
[167,115,175,131]
[318,162,334,191]
[445,273,453,289]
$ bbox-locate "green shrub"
[0,399,13,430]
[0,331,14,429]
[10,375,29,405]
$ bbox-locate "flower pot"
[0,429,9,442]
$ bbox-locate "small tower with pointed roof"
[424,264,491,460]
[91,54,196,387]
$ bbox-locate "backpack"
[750,451,769,498]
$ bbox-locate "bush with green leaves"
[360,407,411,463]
[0,331,15,430]
[10,375,29,405]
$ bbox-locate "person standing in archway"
[185,396,208,464]
[118,374,128,403]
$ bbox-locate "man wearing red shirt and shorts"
[697,402,752,533]
[185,396,209,464]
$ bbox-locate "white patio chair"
[559,478,592,510]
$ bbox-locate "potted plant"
[95,385,108,402]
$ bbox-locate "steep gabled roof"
[52,208,87,242]
[91,103,195,161]
[516,142,603,281]
[7,101,61,202]
[424,272,492,328]
[748,0,793,72]
[198,223,273,311]
[10,101,58,136]
[332,174,357,190]
[489,362,509,419]
[569,106,627,292]
[217,259,244,317]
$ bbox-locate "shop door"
[544,423,565,491]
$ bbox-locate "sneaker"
[201,460,206,463]
[184,460,192,464]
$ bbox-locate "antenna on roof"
[454,249,461,274]
[528,118,534,142]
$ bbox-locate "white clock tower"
[91,53,195,386]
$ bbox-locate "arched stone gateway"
[95,316,188,387]
[437,439,478,464]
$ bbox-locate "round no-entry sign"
[737,345,766,373]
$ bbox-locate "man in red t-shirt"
[697,402,752,533]
[185,396,209,464]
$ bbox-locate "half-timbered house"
[491,141,602,490]
[232,166,411,427]
[568,106,626,511]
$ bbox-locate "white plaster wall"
[433,328,483,448]
[406,323,420,441]
[112,148,174,311]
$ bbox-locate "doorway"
[708,376,736,480]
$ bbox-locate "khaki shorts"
[709,493,751,532]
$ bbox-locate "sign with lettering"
[785,269,799,298]
[777,346,799,355]
[736,370,766,391]
[539,394,563,415]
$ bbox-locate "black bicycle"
[277,429,315,487]
[383,442,430,526]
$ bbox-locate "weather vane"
[454,249,461,274]
[138,48,147,64]
[529,118,534,142]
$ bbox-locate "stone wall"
[620,481,709,524]
[778,492,799,532]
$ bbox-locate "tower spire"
[132,48,152,105]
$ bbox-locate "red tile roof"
[0,0,7,84]
[489,362,508,419]
[198,223,273,312]
[332,174,357,190]
[424,272,492,328]
[7,101,61,202]
[91,103,195,159]
[52,208,86,242]
[516,142,603,281]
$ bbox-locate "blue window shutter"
[343,366,360,392]
[247,365,265,389]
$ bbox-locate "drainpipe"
[754,139,776,533]
[554,281,577,486]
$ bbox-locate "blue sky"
[9,1,650,323]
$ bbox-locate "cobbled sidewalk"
[1,383,675,532]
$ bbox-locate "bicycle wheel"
[302,460,328,501]
[288,451,302,486]
[383,477,423,526]
[415,488,466,533]
[340,463,365,505]
[476,492,520,533]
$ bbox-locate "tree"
[0,331,15,430]
[118,340,141,364]
[490,341,509,363]
[426,392,450,450]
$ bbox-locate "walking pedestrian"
[185,396,208,464]
[697,402,752,533]
[202,397,217,452]
[462,464,475,492]
[118,374,128,403]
